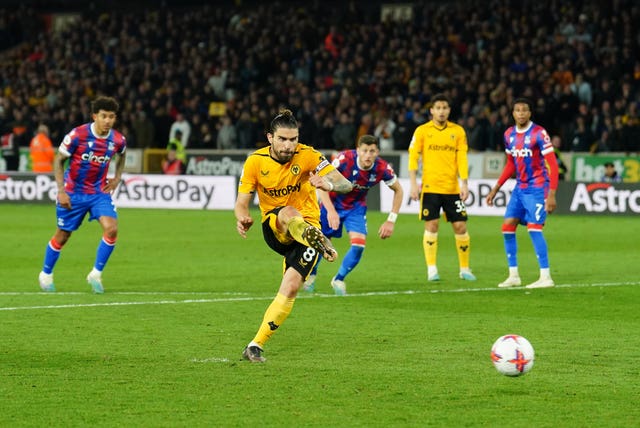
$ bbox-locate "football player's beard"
[274,150,293,162]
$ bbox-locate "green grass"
[1,205,639,427]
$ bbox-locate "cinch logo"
[81,151,111,164]
[508,147,533,157]
[352,183,369,190]
[263,183,301,197]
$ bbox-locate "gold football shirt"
[408,120,469,194]
[238,144,333,227]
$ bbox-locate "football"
[491,334,535,376]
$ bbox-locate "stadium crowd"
[0,0,638,156]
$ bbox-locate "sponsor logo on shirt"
[81,151,111,164]
[263,183,301,197]
[508,147,533,157]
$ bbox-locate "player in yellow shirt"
[235,109,353,362]
[408,94,476,282]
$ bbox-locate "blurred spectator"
[29,124,54,173]
[317,115,335,150]
[151,105,174,149]
[465,116,484,152]
[199,122,216,149]
[297,99,318,147]
[374,113,396,151]
[132,111,155,149]
[485,111,505,152]
[216,115,237,150]
[332,112,356,151]
[189,114,217,149]
[324,25,344,59]
[557,85,580,144]
[162,143,186,175]
[621,103,640,154]
[169,113,191,148]
[600,162,622,183]
[168,130,186,163]
[356,113,374,142]
[236,110,258,149]
[590,129,613,153]
[569,116,594,152]
[551,135,568,181]
[571,73,593,107]
[1,132,19,171]
[392,112,415,151]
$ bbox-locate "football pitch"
[1,205,638,427]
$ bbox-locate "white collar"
[91,123,110,138]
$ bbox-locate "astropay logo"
[115,175,215,208]
[570,183,640,213]
[111,174,235,210]
[0,175,57,201]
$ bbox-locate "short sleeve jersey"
[58,123,127,195]
[330,149,397,211]
[407,120,469,194]
[238,144,334,227]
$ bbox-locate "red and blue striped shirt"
[59,123,127,194]
[329,149,397,211]
[502,122,555,190]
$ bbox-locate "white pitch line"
[0,280,638,312]
[0,291,252,296]
[190,357,230,363]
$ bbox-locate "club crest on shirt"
[290,164,301,175]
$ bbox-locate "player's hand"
[327,210,340,230]
[103,177,121,193]
[236,216,254,238]
[309,172,332,191]
[486,189,497,206]
[459,182,469,202]
[409,184,420,201]
[57,191,71,209]
[546,194,556,213]
[378,221,394,239]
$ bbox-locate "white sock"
[540,268,551,279]
[428,266,438,276]
[509,267,519,277]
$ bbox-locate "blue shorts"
[504,187,547,225]
[56,193,117,231]
[320,204,368,238]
